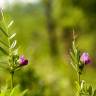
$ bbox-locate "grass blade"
[0,46,8,55]
[0,39,9,47]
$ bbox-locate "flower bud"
[18,55,28,66]
[80,52,91,65]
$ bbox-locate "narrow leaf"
[72,41,77,55]
[8,20,14,28]
[10,40,17,49]
[0,27,8,37]
[80,80,85,90]
[10,85,20,96]
[9,33,16,40]
[70,51,77,65]
[1,85,8,95]
[93,90,96,96]
[21,89,28,96]
[1,8,5,22]
[70,62,77,71]
[88,86,92,95]
[0,39,9,47]
[70,51,75,61]
[0,47,8,55]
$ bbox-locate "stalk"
[4,13,15,89]
[77,71,81,96]
[8,37,15,89]
[11,71,14,89]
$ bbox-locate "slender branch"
[77,72,81,96]
[11,71,14,89]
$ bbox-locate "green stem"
[11,71,14,89]
[78,72,81,96]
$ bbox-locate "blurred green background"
[0,0,96,96]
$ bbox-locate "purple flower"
[19,55,28,66]
[80,52,91,65]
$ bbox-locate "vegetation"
[0,0,96,96]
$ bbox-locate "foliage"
[0,0,96,96]
[0,85,28,96]
[70,31,96,96]
[0,9,28,95]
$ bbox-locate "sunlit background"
[0,0,96,96]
